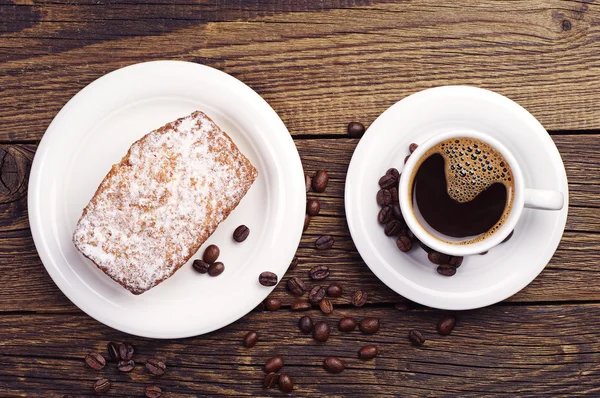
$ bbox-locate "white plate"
[28,61,305,338]
[345,86,569,310]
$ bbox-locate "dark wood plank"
[2,0,600,141]
[1,305,600,396]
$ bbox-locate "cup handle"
[523,188,564,210]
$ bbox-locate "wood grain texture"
[1,0,600,141]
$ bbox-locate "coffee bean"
[358,345,378,360]
[265,298,281,311]
[308,285,326,304]
[406,228,416,241]
[378,206,393,224]
[93,378,111,394]
[299,315,314,334]
[392,203,403,220]
[304,214,311,231]
[359,317,380,334]
[289,256,299,269]
[312,170,329,192]
[118,343,134,361]
[409,143,418,153]
[409,329,425,346]
[338,317,357,332]
[427,251,451,265]
[419,241,433,254]
[208,261,225,277]
[118,359,135,372]
[448,256,463,268]
[145,357,166,376]
[259,271,278,286]
[323,357,345,373]
[278,374,294,393]
[319,298,333,314]
[287,277,307,296]
[352,290,368,307]
[264,372,279,388]
[502,229,514,244]
[233,225,250,242]
[326,283,343,297]
[390,187,399,203]
[85,352,106,370]
[244,331,259,348]
[265,356,284,373]
[404,155,410,164]
[394,302,411,311]
[255,301,265,312]
[107,342,120,362]
[291,299,312,311]
[145,385,162,398]
[384,219,403,236]
[192,259,209,274]
[309,265,330,280]
[313,321,330,342]
[307,199,321,216]
[203,244,220,264]
[396,235,413,252]
[305,175,312,192]
[315,235,334,250]
[437,315,456,335]
[376,189,392,206]
[437,264,456,277]
[378,174,397,189]
[386,168,400,180]
[347,121,366,138]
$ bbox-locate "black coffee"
[410,137,514,243]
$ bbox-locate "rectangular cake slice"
[73,111,258,294]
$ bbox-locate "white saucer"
[345,86,569,310]
[28,61,306,338]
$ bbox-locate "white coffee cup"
[399,130,564,256]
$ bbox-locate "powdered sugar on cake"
[73,111,258,294]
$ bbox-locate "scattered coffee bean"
[313,321,330,342]
[259,271,278,287]
[304,214,311,231]
[409,329,425,346]
[145,385,162,398]
[384,219,403,236]
[409,143,418,153]
[299,315,314,334]
[145,357,166,376]
[419,241,433,253]
[208,262,225,277]
[378,174,397,189]
[427,251,451,265]
[307,199,321,216]
[233,225,250,242]
[390,187,399,203]
[437,264,456,277]
[287,277,307,296]
[244,331,259,348]
[352,290,368,307]
[117,359,135,372]
[392,203,403,220]
[309,265,330,280]
[502,230,514,243]
[326,283,343,297]
[305,175,312,192]
[265,298,282,311]
[255,301,266,312]
[119,343,134,361]
[93,378,111,394]
[323,357,345,373]
[291,299,312,311]
[386,168,400,180]
[406,228,416,241]
[378,206,393,224]
[359,317,380,334]
[394,302,411,311]
[315,235,335,250]
[347,121,366,138]
[358,345,378,360]
[319,298,333,314]
[376,189,392,206]
[85,352,106,370]
[265,356,284,373]
[192,259,210,274]
[264,372,279,388]
[107,342,120,362]
[312,170,329,192]
[396,235,413,252]
[289,256,299,269]
[338,317,357,332]
[279,373,294,393]
[448,256,463,268]
[309,285,326,304]
[437,315,456,336]
[404,155,410,164]
[203,244,220,264]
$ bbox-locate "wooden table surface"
[2,1,600,396]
